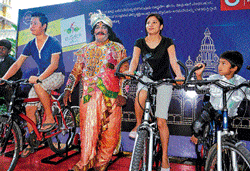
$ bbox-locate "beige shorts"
[27,72,65,106]
[137,76,173,120]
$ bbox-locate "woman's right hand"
[63,90,71,106]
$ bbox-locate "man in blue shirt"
[1,12,65,157]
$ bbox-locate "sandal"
[39,122,57,132]
[21,146,34,158]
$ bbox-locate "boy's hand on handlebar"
[195,63,205,78]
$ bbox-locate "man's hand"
[115,95,127,107]
[63,90,71,106]
[0,78,5,85]
[29,76,39,84]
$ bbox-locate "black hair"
[31,12,48,32]
[145,13,164,35]
[220,50,243,74]
[0,39,11,50]
[91,23,123,44]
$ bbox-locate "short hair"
[220,50,243,74]
[0,39,12,50]
[31,12,48,32]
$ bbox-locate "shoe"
[21,146,34,158]
[39,122,57,132]
[129,131,137,139]
[161,167,170,171]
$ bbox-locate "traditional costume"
[65,10,127,171]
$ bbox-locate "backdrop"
[16,0,250,140]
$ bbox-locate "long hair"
[91,24,123,44]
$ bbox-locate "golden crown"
[90,10,113,28]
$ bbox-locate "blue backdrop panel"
[16,0,250,157]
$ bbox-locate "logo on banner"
[221,0,250,10]
[61,14,87,47]
[22,11,33,25]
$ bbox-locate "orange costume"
[65,39,127,170]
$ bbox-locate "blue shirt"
[22,36,65,75]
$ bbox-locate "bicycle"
[0,79,76,171]
[115,57,186,171]
[184,66,250,171]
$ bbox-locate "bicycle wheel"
[196,123,215,169]
[47,106,76,154]
[130,129,149,171]
[152,134,162,171]
[0,116,22,171]
[205,141,250,171]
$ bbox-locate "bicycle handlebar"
[115,57,186,88]
[115,57,250,93]
[184,64,250,93]
[0,79,32,86]
[185,64,204,84]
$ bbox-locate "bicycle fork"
[143,99,155,171]
[217,109,238,171]
[135,123,155,171]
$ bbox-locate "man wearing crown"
[64,10,128,171]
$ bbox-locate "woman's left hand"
[175,76,185,85]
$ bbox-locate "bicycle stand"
[107,145,130,169]
[41,131,80,165]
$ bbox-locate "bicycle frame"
[17,96,68,141]
[136,84,158,171]
[216,88,237,171]
[186,77,250,171]
[115,57,186,171]
[0,79,77,171]
[1,79,67,147]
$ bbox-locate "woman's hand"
[63,90,71,106]
[122,70,133,80]
[175,75,185,85]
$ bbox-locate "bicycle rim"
[0,116,21,171]
[130,129,149,171]
[205,141,250,171]
[47,106,76,154]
